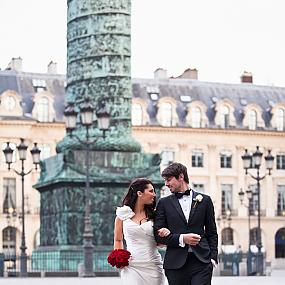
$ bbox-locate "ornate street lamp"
[64,98,110,277]
[241,146,274,276]
[3,138,41,277]
[239,187,254,275]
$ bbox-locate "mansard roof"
[1,69,285,130]
[132,78,285,129]
[0,69,66,121]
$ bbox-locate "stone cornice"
[0,120,65,128]
[132,125,285,137]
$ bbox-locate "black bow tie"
[175,189,191,199]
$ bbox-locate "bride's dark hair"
[122,178,156,220]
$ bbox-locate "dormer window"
[149,93,159,101]
[277,108,285,131]
[132,103,143,126]
[221,106,230,128]
[192,107,202,128]
[32,79,47,92]
[248,110,257,130]
[147,86,159,101]
[38,97,49,122]
[3,96,16,111]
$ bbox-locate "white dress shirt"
[178,190,192,250]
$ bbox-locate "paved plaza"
[1,276,284,285]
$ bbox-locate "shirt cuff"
[211,259,217,268]
[179,234,185,247]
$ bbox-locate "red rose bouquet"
[107,249,131,269]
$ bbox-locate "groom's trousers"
[165,252,213,285]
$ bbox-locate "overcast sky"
[1,0,285,86]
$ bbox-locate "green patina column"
[32,0,163,273]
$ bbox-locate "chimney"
[178,68,198,80]
[154,68,168,79]
[48,61,57,74]
[241,71,253,83]
[7,57,23,72]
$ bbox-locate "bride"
[113,178,170,285]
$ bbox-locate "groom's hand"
[183,233,201,246]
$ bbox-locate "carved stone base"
[33,150,162,271]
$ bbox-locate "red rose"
[107,249,131,269]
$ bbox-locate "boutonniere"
[193,194,203,208]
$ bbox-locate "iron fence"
[0,252,118,277]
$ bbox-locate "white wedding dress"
[116,206,165,285]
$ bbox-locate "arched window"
[38,97,49,122]
[248,110,257,130]
[160,102,172,127]
[277,108,285,131]
[275,228,285,258]
[222,227,234,245]
[131,103,143,126]
[221,106,230,128]
[2,227,17,258]
[192,107,202,128]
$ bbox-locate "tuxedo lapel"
[188,190,198,225]
[169,195,188,225]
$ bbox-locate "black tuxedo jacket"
[154,190,218,270]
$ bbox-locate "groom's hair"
[161,162,189,184]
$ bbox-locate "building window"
[221,106,230,128]
[38,97,49,122]
[161,150,174,166]
[192,107,201,128]
[191,150,204,167]
[3,178,16,214]
[160,102,172,127]
[149,93,159,101]
[250,227,259,245]
[2,226,17,258]
[220,151,232,168]
[40,144,51,160]
[248,110,257,130]
[276,154,285,170]
[277,108,285,131]
[131,103,143,126]
[277,185,285,216]
[193,183,204,193]
[221,184,233,215]
[3,96,16,111]
[248,184,258,215]
[222,227,234,245]
[32,78,46,92]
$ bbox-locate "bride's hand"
[157,227,171,237]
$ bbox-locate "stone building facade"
[0,59,285,267]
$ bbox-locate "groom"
[154,162,218,285]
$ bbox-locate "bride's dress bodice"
[116,206,162,264]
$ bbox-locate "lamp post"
[64,98,110,277]
[238,186,254,275]
[241,146,274,275]
[3,139,41,277]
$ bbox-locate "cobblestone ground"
[1,276,285,285]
